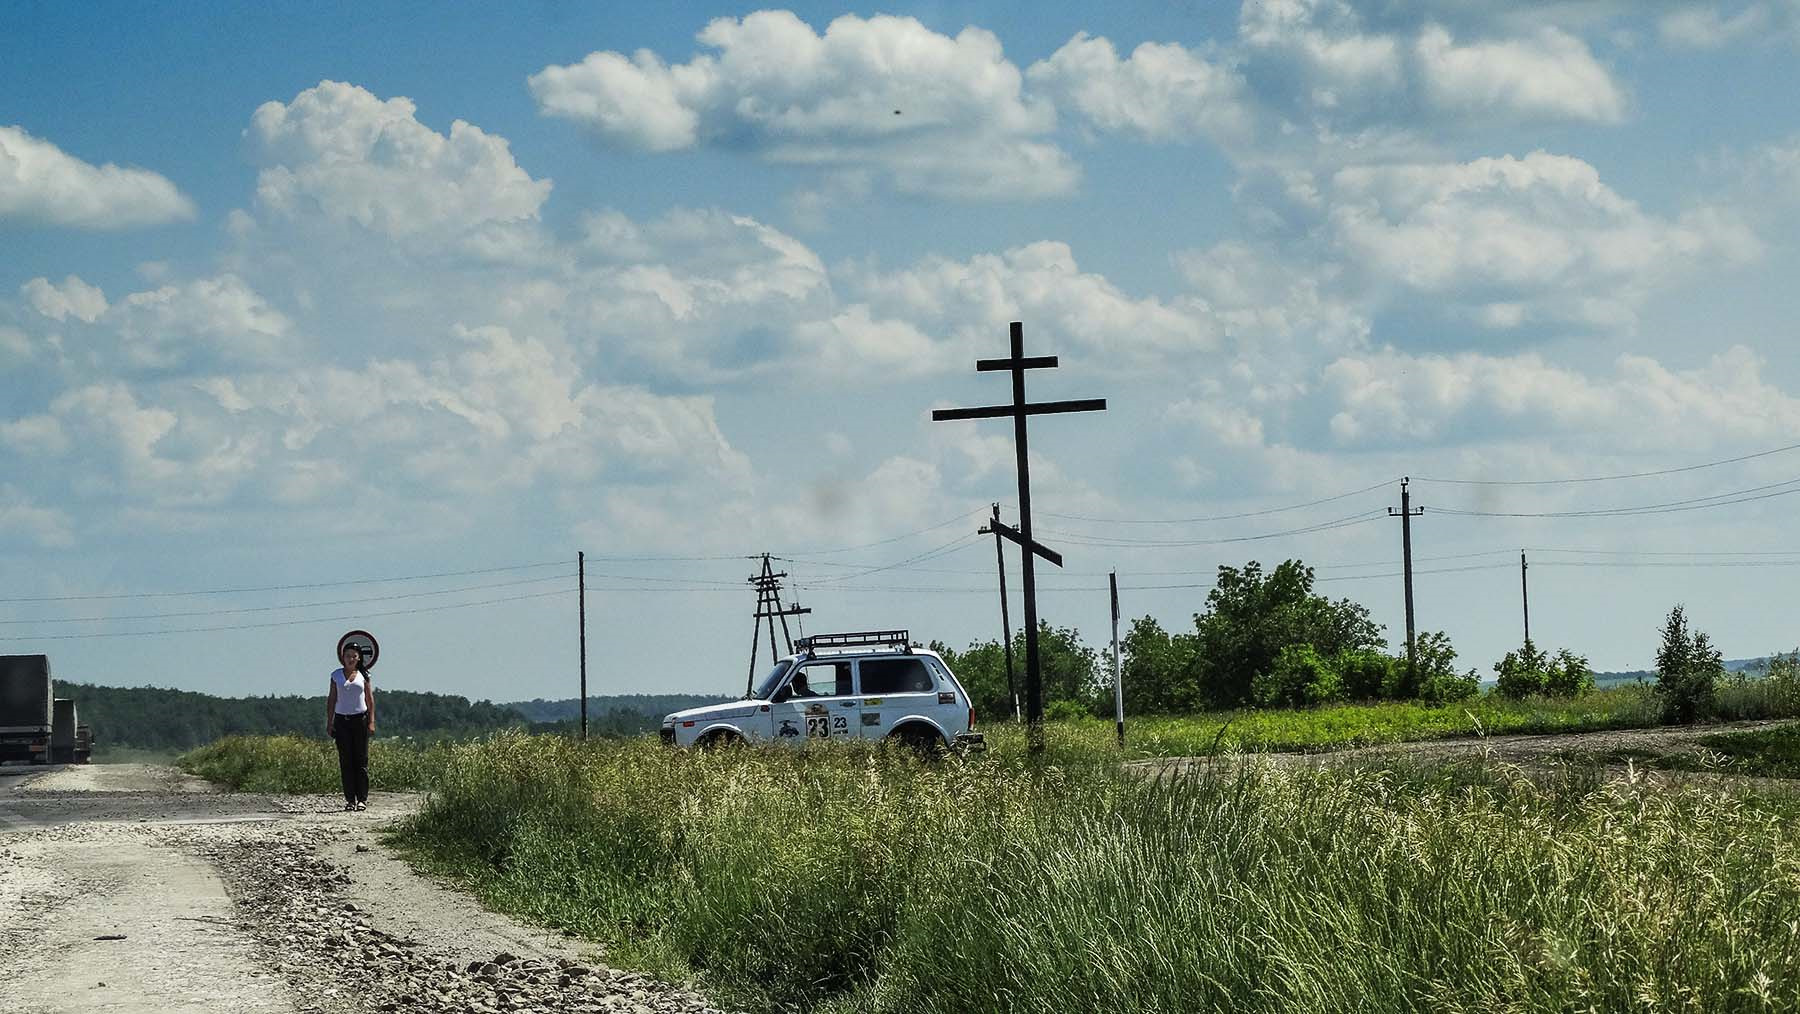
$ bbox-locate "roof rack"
[795,630,911,654]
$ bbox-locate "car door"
[856,654,940,740]
[769,658,860,744]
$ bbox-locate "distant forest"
[57,683,723,754]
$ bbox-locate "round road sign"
[336,630,380,673]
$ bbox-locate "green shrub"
[1253,644,1343,708]
[1655,605,1724,723]
[1334,648,1395,701]
[1545,649,1596,698]
[1407,631,1479,703]
[1494,639,1550,699]
[1044,698,1093,722]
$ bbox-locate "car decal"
[863,697,882,705]
[938,692,956,704]
[861,713,880,726]
[778,720,800,738]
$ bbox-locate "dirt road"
[0,764,727,1014]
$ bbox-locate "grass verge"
[358,733,1800,1013]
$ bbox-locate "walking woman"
[326,642,376,811]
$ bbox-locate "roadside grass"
[1695,723,1800,777]
[178,734,446,793]
[371,732,1800,1013]
[180,725,1800,1011]
[1074,684,1670,757]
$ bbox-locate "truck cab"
[662,630,984,753]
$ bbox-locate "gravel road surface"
[0,764,730,1014]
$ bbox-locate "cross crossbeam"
[931,398,1109,422]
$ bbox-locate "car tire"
[696,729,743,750]
[888,724,945,759]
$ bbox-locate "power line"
[1414,440,1800,486]
[1430,476,1800,518]
[0,560,569,604]
[0,588,572,642]
[1029,478,1397,525]
[0,573,572,626]
[770,508,988,557]
[1035,510,1384,548]
[791,533,986,587]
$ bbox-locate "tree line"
[56,684,723,753]
[934,558,1611,720]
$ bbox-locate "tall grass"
[375,732,1800,1013]
[179,734,449,793]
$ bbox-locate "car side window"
[789,660,853,698]
[859,657,935,695]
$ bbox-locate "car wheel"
[888,725,945,759]
[696,729,743,750]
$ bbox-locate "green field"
[183,712,1800,1013]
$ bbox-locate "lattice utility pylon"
[746,553,811,695]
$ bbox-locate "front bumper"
[659,727,676,746]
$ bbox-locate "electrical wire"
[0,573,573,626]
[1036,510,1385,548]
[1029,477,1398,525]
[1430,475,1800,518]
[792,533,986,587]
[770,507,990,557]
[1413,440,1800,486]
[0,560,570,605]
[0,588,572,642]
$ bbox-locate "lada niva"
[661,630,985,753]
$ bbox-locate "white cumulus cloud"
[1026,33,1252,143]
[529,10,1075,200]
[247,81,551,248]
[0,125,195,229]
[21,275,108,323]
[1414,24,1624,123]
[1324,152,1759,329]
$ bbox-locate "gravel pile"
[202,829,728,1014]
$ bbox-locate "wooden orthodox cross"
[933,322,1105,753]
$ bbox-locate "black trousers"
[332,714,369,804]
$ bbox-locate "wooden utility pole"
[578,551,587,740]
[1521,550,1531,645]
[933,321,1105,754]
[1110,571,1123,747]
[1388,478,1424,687]
[979,503,1020,721]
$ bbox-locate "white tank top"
[332,669,370,715]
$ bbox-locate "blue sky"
[3,2,1799,704]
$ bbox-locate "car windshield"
[749,660,793,700]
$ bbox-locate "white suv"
[661,630,985,753]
